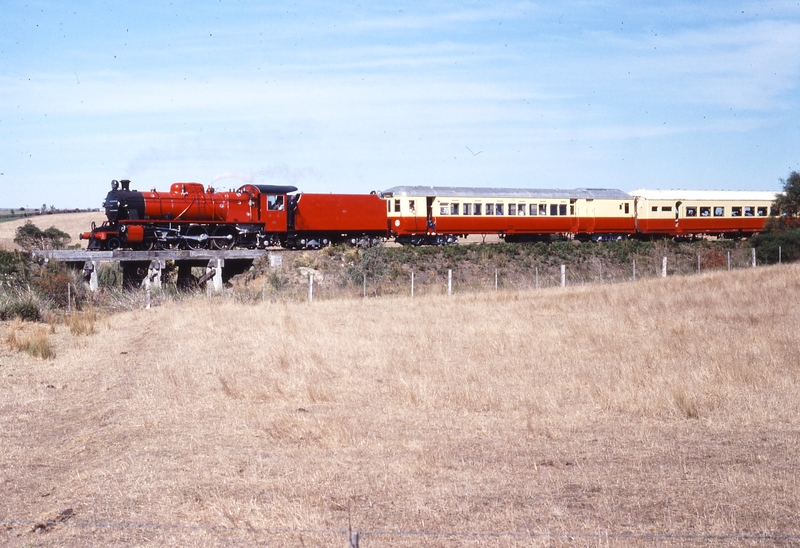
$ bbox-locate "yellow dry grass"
[0,212,101,250]
[1,264,799,546]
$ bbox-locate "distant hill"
[0,212,104,251]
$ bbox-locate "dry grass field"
[2,263,800,546]
[0,213,100,250]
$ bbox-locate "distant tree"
[14,221,71,250]
[773,171,800,219]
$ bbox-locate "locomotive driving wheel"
[212,226,238,250]
[184,225,209,250]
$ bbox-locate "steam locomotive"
[80,179,778,250]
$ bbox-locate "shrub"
[751,229,800,264]
[13,221,71,250]
[0,250,32,285]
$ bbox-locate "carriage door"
[426,196,435,233]
[580,199,595,233]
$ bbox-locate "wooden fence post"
[448,269,452,296]
[662,256,667,278]
[560,265,565,287]
[411,270,415,298]
[348,530,360,548]
[308,273,314,302]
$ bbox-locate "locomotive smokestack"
[121,179,131,191]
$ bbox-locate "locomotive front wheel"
[107,237,121,251]
[185,226,209,250]
[212,226,237,250]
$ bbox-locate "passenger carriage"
[383,186,635,244]
[631,189,778,238]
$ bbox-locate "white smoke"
[211,172,254,184]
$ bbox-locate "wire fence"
[228,245,769,303]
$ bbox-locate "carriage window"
[624,203,630,214]
[509,204,517,216]
[486,203,494,215]
[714,207,724,217]
[495,204,504,215]
[518,203,525,215]
[661,206,672,212]
[550,204,558,216]
[474,203,482,215]
[451,203,459,215]
[539,204,547,215]
[770,206,779,216]
[268,196,284,210]
[409,200,416,213]
[744,206,754,216]
[463,203,472,215]
[686,206,697,217]
[439,203,449,215]
[559,204,567,216]
[394,199,401,213]
[652,206,658,212]
[700,207,710,217]
[757,206,767,216]
[731,207,742,217]
[529,204,537,216]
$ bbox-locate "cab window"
[267,196,284,210]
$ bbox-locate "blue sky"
[2,1,799,209]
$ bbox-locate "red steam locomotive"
[80,179,779,250]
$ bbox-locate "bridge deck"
[31,249,280,262]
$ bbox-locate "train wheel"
[107,237,121,250]
[212,226,237,250]
[156,237,179,250]
[185,225,209,250]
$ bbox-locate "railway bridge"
[31,249,285,292]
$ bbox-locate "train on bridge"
[80,179,778,250]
